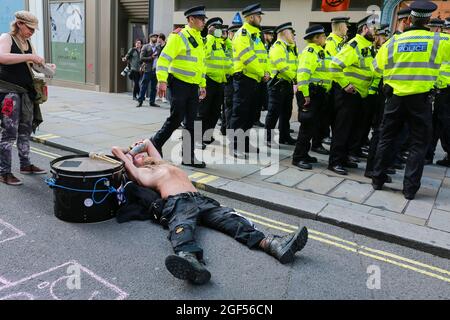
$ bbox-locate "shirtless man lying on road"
[112,139,309,285]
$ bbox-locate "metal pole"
[148,0,155,35]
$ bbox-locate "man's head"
[375,24,390,48]
[228,24,242,40]
[243,3,264,28]
[275,22,296,45]
[304,25,326,47]
[357,15,378,42]
[409,1,438,28]
[206,17,224,37]
[135,38,143,49]
[331,16,350,38]
[262,28,274,44]
[427,18,444,32]
[149,33,158,44]
[184,6,207,31]
[444,17,450,34]
[158,33,166,45]
[397,7,412,32]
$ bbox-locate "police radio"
[185,30,199,48]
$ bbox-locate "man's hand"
[199,87,207,100]
[304,97,311,106]
[263,72,271,83]
[344,84,356,94]
[158,82,167,98]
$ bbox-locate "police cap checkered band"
[274,23,293,34]
[242,3,264,17]
[184,6,207,18]
[304,25,325,40]
[206,17,223,29]
[410,1,437,18]
[397,8,411,19]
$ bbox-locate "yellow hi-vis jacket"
[297,43,334,97]
[331,34,375,98]
[156,25,206,88]
[437,32,450,89]
[232,22,269,82]
[204,35,233,84]
[269,40,298,82]
[325,33,345,57]
[373,29,450,96]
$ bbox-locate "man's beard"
[364,33,375,42]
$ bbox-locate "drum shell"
[50,155,124,223]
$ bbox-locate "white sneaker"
[162,97,168,103]
[155,97,162,102]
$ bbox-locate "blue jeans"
[138,70,157,104]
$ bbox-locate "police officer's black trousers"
[161,192,266,260]
[222,77,234,132]
[254,81,268,124]
[293,90,327,162]
[265,81,294,143]
[329,89,362,167]
[349,96,373,156]
[153,77,200,163]
[230,74,260,151]
[198,77,224,142]
[427,87,450,159]
[365,93,385,175]
[373,93,433,195]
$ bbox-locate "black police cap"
[242,3,264,17]
[274,22,294,34]
[206,17,223,29]
[331,16,350,24]
[445,17,450,28]
[228,24,242,32]
[357,15,378,29]
[428,18,445,27]
[184,5,207,18]
[410,1,437,18]
[304,24,325,40]
[397,7,412,20]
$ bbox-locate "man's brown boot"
[260,227,309,264]
[0,173,23,186]
[20,165,47,175]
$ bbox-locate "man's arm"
[112,146,141,183]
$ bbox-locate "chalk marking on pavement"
[189,172,209,179]
[196,175,219,185]
[0,276,11,286]
[237,211,450,284]
[0,218,26,245]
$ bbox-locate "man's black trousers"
[373,93,433,195]
[293,89,327,162]
[265,80,294,143]
[427,87,450,159]
[221,77,234,132]
[329,89,362,167]
[198,77,224,142]
[161,192,266,260]
[153,76,200,163]
[230,73,260,151]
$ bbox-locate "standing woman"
[122,39,143,101]
[0,11,50,186]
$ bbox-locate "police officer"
[265,22,298,148]
[321,16,350,148]
[230,3,270,157]
[328,15,377,175]
[371,1,450,200]
[153,6,208,168]
[435,18,450,167]
[220,23,241,136]
[427,18,444,32]
[427,17,450,167]
[292,25,333,170]
[198,17,232,149]
[395,8,412,34]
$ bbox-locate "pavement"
[30,86,450,258]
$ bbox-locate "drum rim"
[50,154,124,177]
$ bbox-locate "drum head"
[51,155,124,177]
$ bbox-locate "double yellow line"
[236,209,450,284]
[28,146,450,284]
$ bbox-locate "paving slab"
[297,173,344,195]
[435,188,450,212]
[369,208,426,226]
[364,189,409,213]
[423,165,448,180]
[428,209,450,233]
[329,180,374,203]
[265,168,313,187]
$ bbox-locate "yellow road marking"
[240,212,450,284]
[196,175,219,185]
[30,147,61,158]
[189,172,208,179]
[33,134,60,141]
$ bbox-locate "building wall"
[172,0,371,48]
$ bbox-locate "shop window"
[0,0,25,33]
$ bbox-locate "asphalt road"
[0,142,449,300]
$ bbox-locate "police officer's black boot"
[259,227,308,264]
[165,252,211,285]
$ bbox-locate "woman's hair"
[158,33,166,41]
[10,21,19,35]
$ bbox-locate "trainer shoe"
[165,252,211,285]
[20,165,47,175]
[0,173,23,186]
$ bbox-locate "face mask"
[214,29,222,38]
